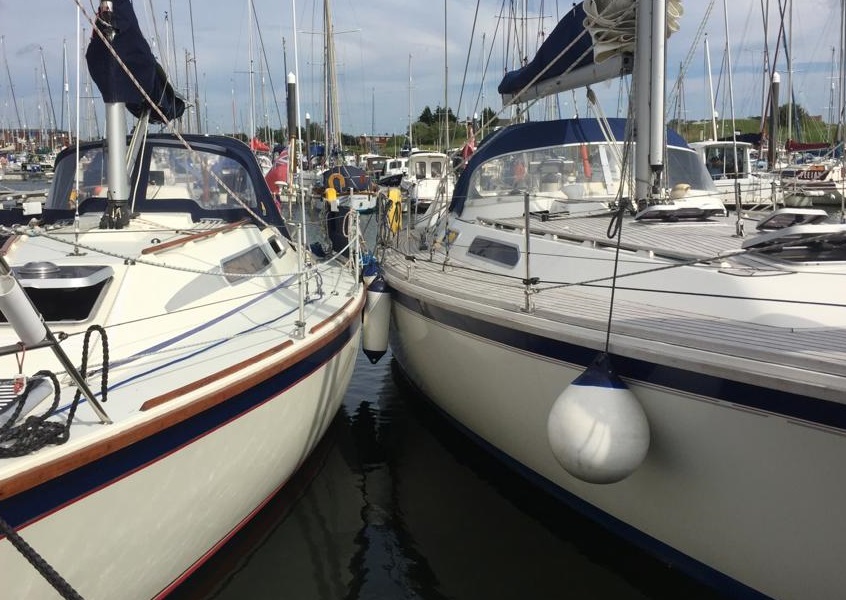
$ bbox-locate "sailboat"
[377,1,846,598]
[0,2,364,597]
[311,0,377,216]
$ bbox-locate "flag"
[250,137,270,152]
[461,122,476,164]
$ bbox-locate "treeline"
[410,106,499,146]
[237,105,502,151]
[669,103,833,144]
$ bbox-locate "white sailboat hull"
[388,288,845,599]
[1,314,361,599]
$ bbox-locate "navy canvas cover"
[498,4,592,96]
[321,165,372,192]
[86,0,185,123]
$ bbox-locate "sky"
[0,0,841,142]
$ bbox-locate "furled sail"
[86,0,185,123]
[498,0,682,104]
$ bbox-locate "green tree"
[433,106,458,124]
[481,107,499,129]
[777,103,809,128]
[418,106,435,126]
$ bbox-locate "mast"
[704,35,717,140]
[1,36,23,136]
[408,54,413,152]
[62,39,72,142]
[786,0,793,144]
[324,0,341,162]
[634,0,667,201]
[188,0,202,133]
[838,1,846,148]
[248,0,256,143]
[39,47,58,143]
[442,0,448,152]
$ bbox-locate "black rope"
[0,325,109,457]
[0,371,64,458]
[0,513,84,599]
[0,325,111,597]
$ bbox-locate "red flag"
[250,137,270,152]
[461,123,476,164]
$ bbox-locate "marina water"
[170,352,724,599]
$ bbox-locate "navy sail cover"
[86,0,185,123]
[498,4,592,97]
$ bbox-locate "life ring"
[580,144,592,180]
[327,172,346,192]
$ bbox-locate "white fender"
[362,277,391,364]
[547,354,649,484]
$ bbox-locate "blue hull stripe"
[0,318,358,531]
[393,290,846,432]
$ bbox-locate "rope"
[0,513,83,599]
[2,224,349,281]
[0,371,65,458]
[0,325,109,457]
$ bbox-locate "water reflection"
[173,351,720,600]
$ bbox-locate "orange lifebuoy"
[580,144,592,180]
[327,172,346,192]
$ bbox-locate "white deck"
[386,212,846,398]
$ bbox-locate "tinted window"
[467,237,520,266]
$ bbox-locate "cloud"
[14,43,40,58]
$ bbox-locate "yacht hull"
[387,282,846,600]
[0,312,361,599]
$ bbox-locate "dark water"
[172,350,722,600]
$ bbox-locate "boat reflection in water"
[173,352,720,600]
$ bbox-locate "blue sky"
[0,0,840,140]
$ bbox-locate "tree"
[433,106,457,124]
[418,106,435,126]
[481,107,499,129]
[777,103,809,128]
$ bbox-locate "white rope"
[2,224,354,281]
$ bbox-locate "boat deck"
[385,219,846,402]
[482,213,749,261]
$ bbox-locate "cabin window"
[221,246,271,284]
[431,161,443,177]
[467,237,520,267]
[415,162,427,179]
[145,147,258,209]
[46,146,108,209]
[706,147,748,179]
